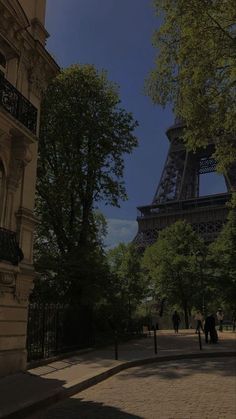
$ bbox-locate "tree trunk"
[79,141,95,246]
[79,199,92,246]
[183,301,189,329]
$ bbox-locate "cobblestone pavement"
[30,357,236,419]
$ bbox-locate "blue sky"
[45,0,226,247]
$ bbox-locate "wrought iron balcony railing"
[0,227,24,265]
[0,72,37,134]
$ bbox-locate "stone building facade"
[0,0,59,377]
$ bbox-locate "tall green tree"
[107,243,147,323]
[208,209,236,309]
[147,0,236,172]
[142,221,206,328]
[34,64,138,303]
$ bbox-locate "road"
[29,357,236,419]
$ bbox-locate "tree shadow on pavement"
[119,357,236,381]
[29,398,142,419]
[0,373,69,417]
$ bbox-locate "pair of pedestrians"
[171,310,205,334]
[172,310,218,344]
[195,311,218,344]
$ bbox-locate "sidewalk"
[0,330,235,419]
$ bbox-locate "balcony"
[0,72,37,134]
[0,228,24,265]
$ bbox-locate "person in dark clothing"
[172,311,180,333]
[232,311,236,332]
[205,314,218,344]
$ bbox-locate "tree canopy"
[208,209,236,309]
[142,221,206,327]
[34,64,138,304]
[147,0,236,172]
[107,243,148,323]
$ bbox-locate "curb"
[1,351,236,419]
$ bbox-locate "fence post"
[198,329,202,350]
[114,330,118,360]
[154,327,157,354]
[26,304,31,362]
[41,304,46,358]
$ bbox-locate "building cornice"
[0,0,60,93]
[0,0,30,30]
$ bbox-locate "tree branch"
[205,11,236,42]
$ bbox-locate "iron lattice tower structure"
[134,119,236,248]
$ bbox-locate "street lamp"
[196,250,205,316]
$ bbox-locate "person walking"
[216,308,224,332]
[205,313,218,344]
[172,311,180,333]
[194,310,204,333]
[232,310,236,332]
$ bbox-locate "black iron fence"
[0,72,37,134]
[0,227,24,265]
[27,304,94,362]
[27,304,146,362]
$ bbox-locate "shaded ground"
[29,357,236,419]
[0,330,235,418]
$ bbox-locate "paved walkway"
[29,357,236,419]
[0,330,235,418]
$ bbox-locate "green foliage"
[34,64,138,303]
[227,192,236,209]
[142,221,206,327]
[38,64,138,248]
[61,243,110,306]
[107,243,148,323]
[208,209,236,308]
[147,0,236,171]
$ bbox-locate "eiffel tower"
[134,119,236,248]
